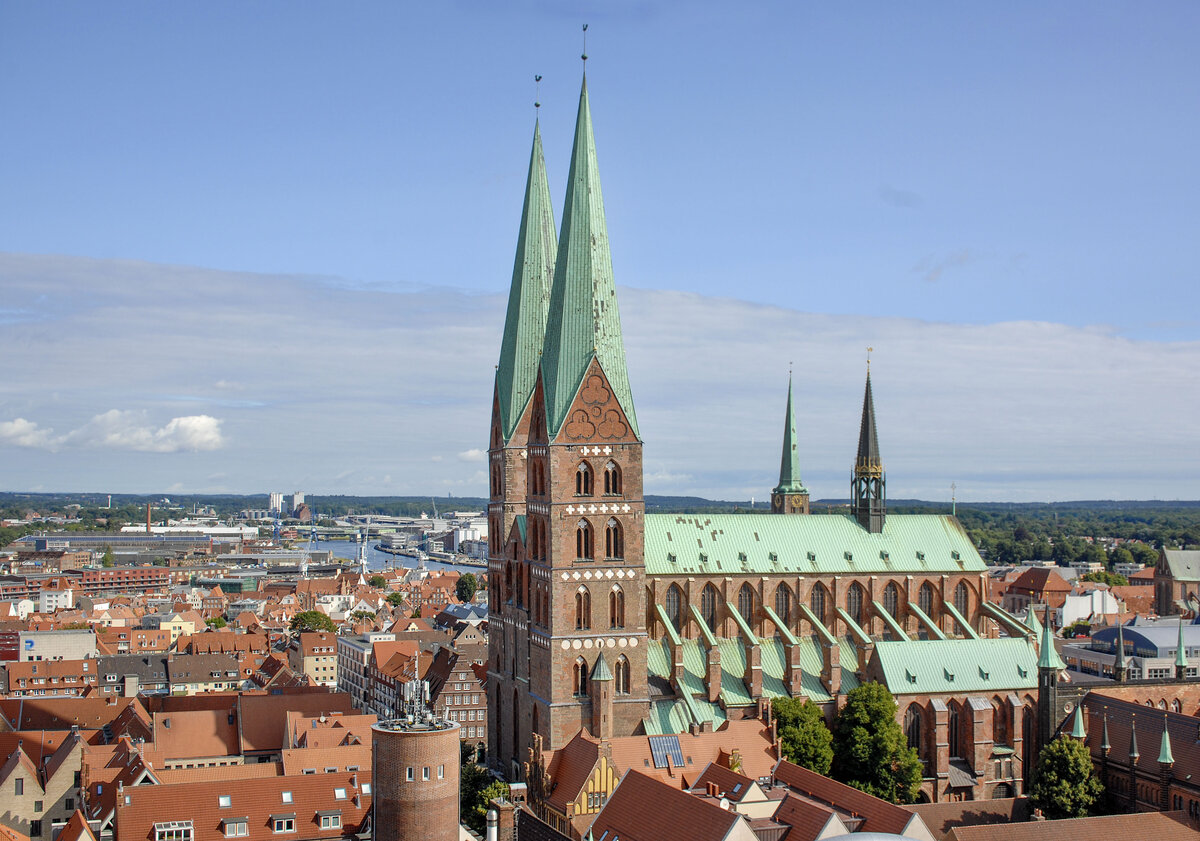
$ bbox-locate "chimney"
[146,504,152,534]
[486,810,498,841]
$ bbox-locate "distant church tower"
[489,75,649,777]
[852,372,886,533]
[771,375,809,515]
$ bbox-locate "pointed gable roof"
[541,75,638,439]
[497,120,558,442]
[774,375,806,495]
[1037,607,1066,671]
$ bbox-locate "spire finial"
[866,346,873,372]
[535,74,542,113]
[582,23,589,63]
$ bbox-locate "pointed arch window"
[490,461,501,497]
[954,581,970,615]
[904,705,923,758]
[992,696,1008,746]
[738,583,756,624]
[918,582,934,616]
[573,658,588,696]
[883,582,899,618]
[809,584,827,625]
[576,519,594,560]
[575,587,591,630]
[615,655,630,695]
[665,585,683,633]
[604,461,622,495]
[774,584,794,629]
[512,690,520,747]
[948,702,962,758]
[609,585,625,629]
[847,583,865,626]
[605,518,623,559]
[701,584,719,631]
[575,462,593,496]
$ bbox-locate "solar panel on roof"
[648,734,684,769]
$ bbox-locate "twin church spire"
[495,75,638,445]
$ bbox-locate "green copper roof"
[871,638,1038,695]
[590,650,613,681]
[774,375,806,494]
[540,76,638,439]
[496,121,557,442]
[1177,618,1188,668]
[1129,722,1140,758]
[1115,621,1127,670]
[1024,606,1043,637]
[1070,705,1087,739]
[1159,719,1175,765]
[1038,609,1066,671]
[1101,714,1111,751]
[644,513,986,577]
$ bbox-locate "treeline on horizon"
[3,492,1198,556]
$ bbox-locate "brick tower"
[489,74,650,777]
[487,117,557,777]
[771,374,810,515]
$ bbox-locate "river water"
[308,538,474,575]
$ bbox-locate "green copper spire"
[1024,606,1043,638]
[541,76,639,439]
[774,375,807,495]
[590,651,613,681]
[497,121,558,442]
[1115,621,1127,673]
[1101,713,1111,752]
[852,372,886,532]
[1070,704,1086,739]
[1038,607,1066,671]
[1159,717,1175,765]
[1129,719,1140,759]
[1176,617,1188,669]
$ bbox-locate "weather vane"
[582,23,589,62]
[866,346,873,371]
[535,74,542,112]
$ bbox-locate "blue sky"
[1,3,1198,500]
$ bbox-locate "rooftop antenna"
[582,23,589,64]
[951,482,957,517]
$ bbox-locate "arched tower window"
[904,705,923,758]
[605,518,623,559]
[701,584,719,631]
[491,461,501,497]
[774,584,794,628]
[847,583,865,626]
[575,462,593,496]
[810,584,827,625]
[665,585,683,633]
[512,690,520,751]
[738,583,756,624]
[576,519,594,560]
[954,581,970,615]
[575,587,591,630]
[918,582,934,615]
[604,461,622,495]
[609,585,625,629]
[615,655,630,694]
[573,658,588,696]
[883,582,899,618]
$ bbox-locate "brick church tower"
[489,75,649,778]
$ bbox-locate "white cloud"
[0,410,225,453]
[457,449,486,463]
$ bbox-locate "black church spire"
[852,372,886,533]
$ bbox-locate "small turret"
[1069,704,1086,740]
[1114,621,1127,683]
[1175,617,1188,681]
[851,372,886,533]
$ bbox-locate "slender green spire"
[1024,606,1043,638]
[590,651,613,681]
[1129,718,1140,759]
[1159,716,1175,765]
[774,375,806,495]
[541,76,638,439]
[1115,621,1127,672]
[1176,617,1188,669]
[1101,712,1111,752]
[1038,606,1066,671]
[1070,705,1086,739]
[497,121,558,442]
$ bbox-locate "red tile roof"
[944,811,1200,841]
[589,770,744,841]
[772,760,918,837]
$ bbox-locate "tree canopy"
[289,610,337,633]
[456,572,479,603]
[773,697,833,775]
[1028,736,1104,819]
[386,591,405,607]
[460,761,508,835]
[368,574,388,588]
[831,682,923,804]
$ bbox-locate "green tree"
[101,546,115,568]
[386,592,406,607]
[831,682,923,804]
[289,610,337,633]
[368,574,387,589]
[456,573,479,603]
[1028,736,1104,819]
[460,761,509,835]
[206,616,227,628]
[1081,570,1128,587]
[772,697,833,774]
[350,610,376,622]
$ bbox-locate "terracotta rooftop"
[772,760,922,837]
[589,769,745,841]
[944,810,1200,841]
